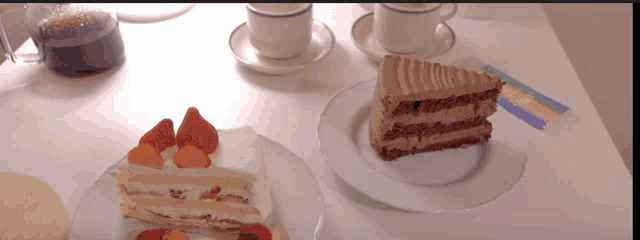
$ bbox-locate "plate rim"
[68,132,325,240]
[229,19,336,75]
[316,78,527,212]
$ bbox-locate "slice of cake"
[369,55,505,160]
[112,107,272,236]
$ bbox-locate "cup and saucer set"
[229,3,335,75]
[352,3,457,62]
[229,3,457,75]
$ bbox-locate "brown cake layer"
[391,88,500,116]
[383,117,489,141]
[379,134,491,161]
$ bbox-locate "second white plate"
[69,134,324,240]
[317,79,527,212]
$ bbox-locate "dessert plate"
[229,20,335,76]
[68,134,324,240]
[107,4,196,24]
[317,78,527,212]
[351,13,455,63]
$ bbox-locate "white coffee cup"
[246,3,313,60]
[373,3,457,54]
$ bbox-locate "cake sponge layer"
[379,134,490,160]
[371,122,492,156]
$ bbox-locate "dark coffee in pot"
[31,13,125,77]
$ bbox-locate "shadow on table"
[1,58,125,100]
[27,59,125,100]
[327,166,416,213]
[0,60,127,124]
[236,41,362,94]
[0,102,136,222]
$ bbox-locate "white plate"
[317,79,527,212]
[68,135,324,240]
[351,13,455,63]
[229,20,335,76]
[108,4,196,24]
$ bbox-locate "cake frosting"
[370,55,505,160]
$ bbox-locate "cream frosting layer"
[114,170,250,190]
[383,98,497,126]
[113,126,272,227]
[122,207,246,232]
[120,183,250,201]
[378,124,492,151]
[121,195,262,223]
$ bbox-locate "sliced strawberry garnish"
[239,224,272,240]
[128,144,164,169]
[136,229,165,240]
[140,119,176,153]
[162,230,189,240]
[176,107,219,154]
[173,144,211,168]
[200,187,221,199]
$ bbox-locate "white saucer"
[68,134,325,240]
[351,12,455,63]
[229,20,335,76]
[317,78,527,212]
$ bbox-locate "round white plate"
[351,12,455,63]
[317,79,527,212]
[68,135,324,240]
[229,20,335,76]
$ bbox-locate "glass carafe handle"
[0,7,42,65]
[440,3,458,21]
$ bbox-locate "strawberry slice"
[128,144,164,169]
[163,230,189,240]
[140,119,176,153]
[173,144,211,168]
[200,187,221,199]
[136,229,165,240]
[239,224,272,240]
[135,229,189,240]
[176,107,219,154]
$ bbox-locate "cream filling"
[138,206,263,224]
[380,124,492,151]
[121,195,263,224]
[122,184,250,201]
[123,210,245,233]
[382,99,498,126]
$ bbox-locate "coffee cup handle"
[0,7,43,65]
[440,3,458,21]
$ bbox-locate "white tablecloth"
[0,4,632,240]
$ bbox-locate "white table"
[0,4,632,240]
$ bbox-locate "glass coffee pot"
[0,3,125,77]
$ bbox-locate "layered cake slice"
[112,107,272,236]
[369,55,506,160]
